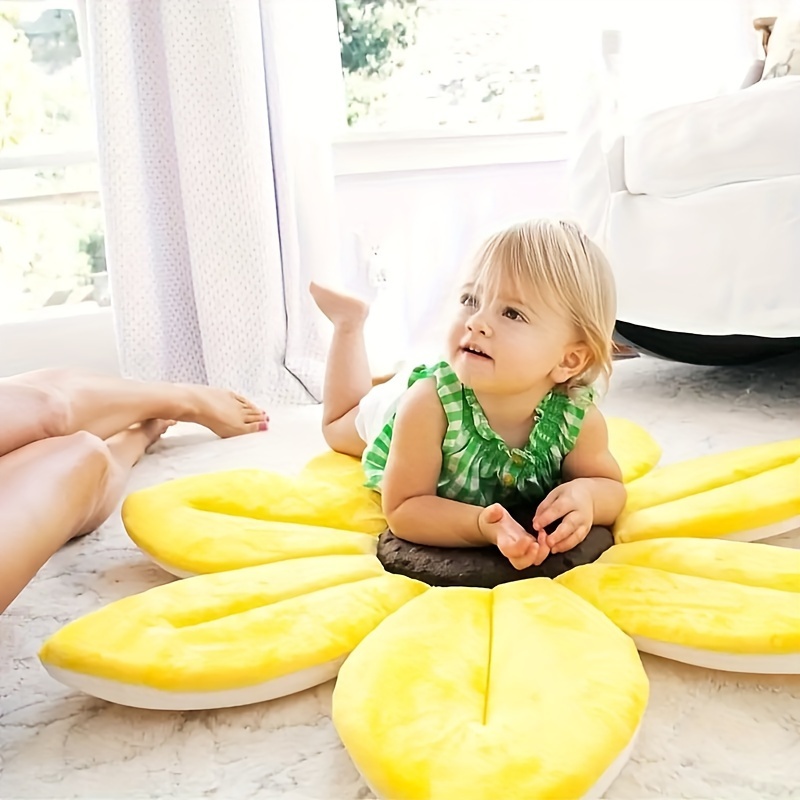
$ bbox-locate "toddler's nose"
[467,311,491,336]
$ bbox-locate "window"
[335,0,557,132]
[0,0,105,321]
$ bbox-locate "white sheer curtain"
[85,0,340,404]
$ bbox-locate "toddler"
[310,218,626,570]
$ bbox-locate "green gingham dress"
[362,361,594,507]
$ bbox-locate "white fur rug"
[3,355,800,799]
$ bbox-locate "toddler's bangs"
[469,229,540,306]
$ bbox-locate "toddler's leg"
[310,283,372,457]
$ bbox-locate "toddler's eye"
[503,307,525,322]
[460,293,478,309]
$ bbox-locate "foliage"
[335,0,421,125]
[80,229,106,273]
[337,0,419,76]
[0,201,102,314]
[23,8,80,69]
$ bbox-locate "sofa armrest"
[623,77,800,198]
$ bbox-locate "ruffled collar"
[461,385,565,464]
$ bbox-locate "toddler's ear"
[551,344,591,384]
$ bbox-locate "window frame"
[325,0,570,175]
[332,125,568,176]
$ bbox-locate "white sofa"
[574,24,800,364]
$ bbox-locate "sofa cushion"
[623,76,800,197]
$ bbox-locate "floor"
[2,354,800,799]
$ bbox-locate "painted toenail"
[258,421,268,431]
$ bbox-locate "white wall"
[334,159,569,371]
[0,309,119,378]
[749,0,800,15]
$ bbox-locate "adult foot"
[106,419,176,468]
[183,387,268,439]
[140,418,176,450]
[310,282,369,331]
[479,503,548,570]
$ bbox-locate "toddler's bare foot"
[181,386,268,438]
[479,503,548,570]
[310,282,369,331]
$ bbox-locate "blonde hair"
[468,218,617,389]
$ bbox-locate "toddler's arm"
[533,406,627,553]
[381,379,489,547]
[562,405,626,525]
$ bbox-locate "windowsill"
[332,126,569,176]
[0,150,97,171]
[0,306,119,377]
[1,302,110,325]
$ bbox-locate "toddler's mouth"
[461,344,492,360]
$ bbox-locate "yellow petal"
[123,469,385,576]
[300,450,367,488]
[598,537,800,593]
[606,417,662,483]
[40,555,426,709]
[615,439,800,543]
[558,540,800,670]
[333,579,648,800]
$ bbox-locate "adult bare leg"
[0,369,268,457]
[0,421,170,614]
[310,283,372,457]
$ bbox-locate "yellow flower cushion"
[39,555,426,710]
[333,579,648,800]
[123,468,386,577]
[614,438,800,544]
[557,538,800,673]
[124,419,658,577]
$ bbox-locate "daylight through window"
[335,0,552,130]
[0,0,106,319]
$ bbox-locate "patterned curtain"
[86,0,339,403]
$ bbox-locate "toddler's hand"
[532,480,594,554]
[479,503,549,570]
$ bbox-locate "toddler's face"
[446,276,581,397]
